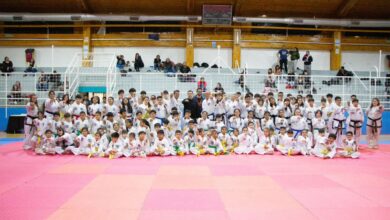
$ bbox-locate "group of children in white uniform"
[23,89,384,159]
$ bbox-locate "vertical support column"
[186,28,194,67]
[232,29,241,68]
[82,24,92,67]
[0,22,4,35]
[331,31,342,70]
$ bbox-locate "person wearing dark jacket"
[154,55,162,71]
[1,57,14,75]
[190,89,204,119]
[302,51,313,75]
[134,53,144,72]
[289,47,300,73]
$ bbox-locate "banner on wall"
[25,48,35,63]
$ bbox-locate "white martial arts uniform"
[105,139,125,158]
[207,137,224,155]
[202,97,215,119]
[229,116,245,132]
[297,135,312,155]
[311,137,337,159]
[234,133,254,154]
[366,106,384,148]
[329,103,346,147]
[339,139,360,159]
[276,135,302,155]
[70,134,95,155]
[44,98,60,119]
[54,133,75,154]
[68,102,87,119]
[151,137,175,156]
[290,116,307,138]
[88,103,103,116]
[171,137,186,154]
[347,105,364,146]
[24,102,38,150]
[35,136,56,155]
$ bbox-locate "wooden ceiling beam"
[234,0,244,16]
[187,0,195,15]
[337,0,360,17]
[79,0,92,13]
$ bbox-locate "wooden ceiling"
[1,0,389,19]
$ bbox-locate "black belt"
[306,118,313,132]
[333,118,345,136]
[25,115,37,127]
[27,115,37,119]
[45,110,55,115]
[349,120,362,135]
[367,117,382,134]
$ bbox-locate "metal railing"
[1,70,389,114]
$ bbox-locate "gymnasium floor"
[1,138,390,219]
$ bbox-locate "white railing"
[1,70,389,112]
[106,55,117,98]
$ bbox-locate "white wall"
[241,48,331,70]
[93,47,186,67]
[0,46,81,67]
[341,51,390,72]
[1,46,389,72]
[194,48,232,68]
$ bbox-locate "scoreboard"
[202,5,233,25]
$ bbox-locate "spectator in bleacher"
[302,51,313,75]
[1,56,14,75]
[179,62,191,73]
[289,47,300,73]
[197,77,207,92]
[336,66,353,83]
[133,53,144,72]
[163,58,176,75]
[10,81,22,104]
[36,72,49,91]
[214,83,224,93]
[274,65,282,76]
[278,48,289,74]
[24,58,37,74]
[154,55,162,71]
[116,55,126,71]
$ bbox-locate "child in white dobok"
[347,99,364,147]
[312,133,337,159]
[339,131,360,159]
[366,98,384,149]
[254,127,275,155]
[276,130,302,156]
[234,127,254,154]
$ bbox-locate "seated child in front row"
[276,130,302,156]
[88,132,108,158]
[133,131,148,157]
[234,127,254,155]
[70,127,94,156]
[311,133,337,159]
[54,127,74,155]
[35,129,56,155]
[106,132,125,159]
[254,127,275,155]
[171,130,186,155]
[151,130,175,156]
[297,129,312,155]
[338,131,360,159]
[207,129,224,155]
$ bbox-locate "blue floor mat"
[0,138,24,146]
